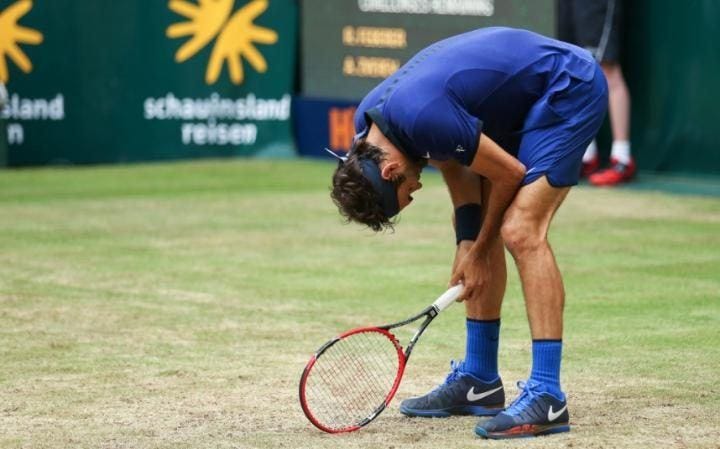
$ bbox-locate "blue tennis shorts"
[518,63,609,187]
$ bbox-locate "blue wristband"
[455,203,482,245]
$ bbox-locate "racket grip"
[432,284,463,313]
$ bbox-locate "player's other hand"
[449,241,471,301]
[450,247,490,302]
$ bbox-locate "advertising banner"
[0,0,297,166]
[0,82,6,165]
[293,97,358,158]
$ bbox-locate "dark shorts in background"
[556,0,624,63]
[518,63,609,187]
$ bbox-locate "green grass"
[1,159,719,449]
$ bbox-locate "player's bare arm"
[431,159,483,278]
[450,133,525,301]
[431,159,483,207]
[433,161,506,317]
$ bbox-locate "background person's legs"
[589,61,636,185]
[603,62,631,146]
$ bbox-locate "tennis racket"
[299,284,463,433]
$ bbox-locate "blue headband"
[358,159,400,219]
[325,148,399,219]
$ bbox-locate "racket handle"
[432,284,463,313]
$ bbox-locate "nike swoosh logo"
[466,386,503,402]
[548,404,567,422]
[526,166,537,175]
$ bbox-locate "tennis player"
[328,27,607,439]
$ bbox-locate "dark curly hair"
[330,140,404,232]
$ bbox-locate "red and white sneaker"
[580,157,599,178]
[589,157,636,186]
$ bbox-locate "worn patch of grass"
[1,160,718,448]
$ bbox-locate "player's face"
[396,164,423,211]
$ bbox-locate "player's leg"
[460,177,506,395]
[464,177,507,321]
[476,58,607,439]
[476,177,572,439]
[503,176,569,341]
[400,177,506,418]
[460,231,505,385]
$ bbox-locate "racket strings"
[311,334,393,424]
[304,330,402,431]
[311,333,398,427]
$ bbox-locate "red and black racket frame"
[299,304,440,433]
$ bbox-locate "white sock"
[611,140,631,165]
[582,140,598,163]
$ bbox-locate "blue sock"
[463,318,500,382]
[529,339,563,399]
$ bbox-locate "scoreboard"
[301,0,556,101]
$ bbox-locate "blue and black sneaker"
[399,360,504,417]
[475,379,570,439]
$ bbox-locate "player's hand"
[450,247,490,302]
[449,241,472,302]
[450,241,473,279]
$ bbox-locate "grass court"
[1,160,718,448]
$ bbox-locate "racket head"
[299,327,407,433]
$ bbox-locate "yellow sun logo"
[0,0,43,83]
[166,0,278,85]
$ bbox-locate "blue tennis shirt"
[354,27,599,167]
